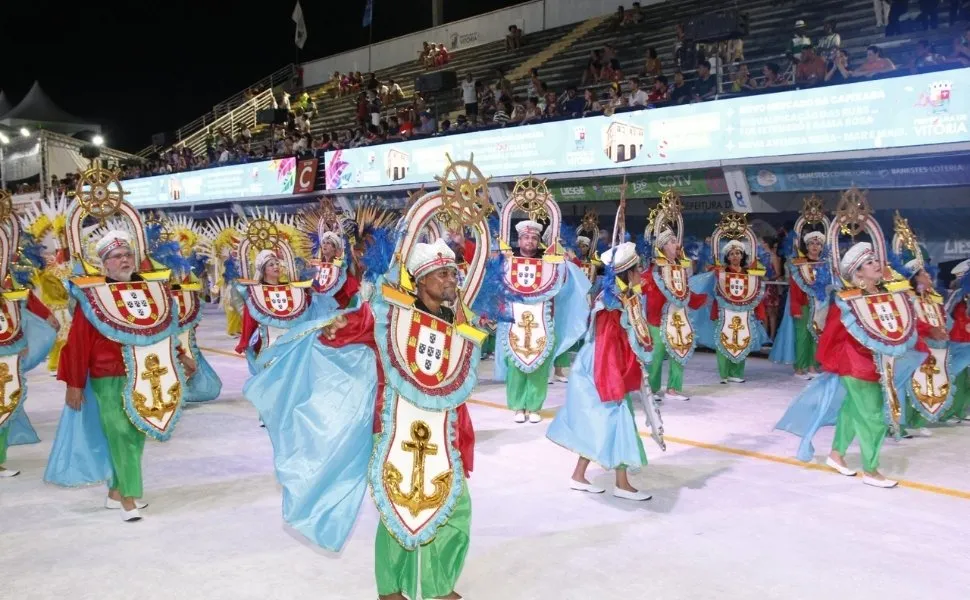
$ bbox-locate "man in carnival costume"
[47,229,195,520]
[776,218,924,489]
[496,210,590,423]
[547,240,663,501]
[244,165,496,599]
[943,258,970,422]
[0,218,57,478]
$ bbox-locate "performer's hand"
[930,326,949,341]
[179,355,198,378]
[322,314,348,340]
[65,387,84,411]
[47,315,60,332]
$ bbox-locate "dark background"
[1,0,521,152]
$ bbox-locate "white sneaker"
[105,497,148,510]
[555,375,568,383]
[720,379,728,384]
[651,393,662,403]
[0,467,21,478]
[121,507,142,522]
[727,377,745,383]
[513,410,527,423]
[528,412,542,424]
[825,457,857,477]
[915,428,933,438]
[569,480,605,494]
[612,488,652,501]
[862,475,898,489]
[796,373,813,380]
[665,390,689,401]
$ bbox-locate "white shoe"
[665,390,689,401]
[862,475,898,489]
[121,507,142,522]
[513,410,527,423]
[612,488,652,501]
[727,377,745,383]
[915,427,933,438]
[105,497,148,510]
[555,375,568,383]
[720,379,728,384]
[651,393,662,403]
[0,467,21,478]
[825,457,857,477]
[569,480,605,494]
[795,372,812,380]
[528,412,542,423]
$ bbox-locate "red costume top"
[815,301,879,382]
[709,265,767,322]
[949,298,970,343]
[593,309,642,403]
[26,291,52,320]
[236,305,260,355]
[333,274,360,309]
[57,305,125,388]
[641,264,707,327]
[788,272,810,317]
[319,303,475,477]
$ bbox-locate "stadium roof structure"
[0,81,101,135]
[0,90,12,118]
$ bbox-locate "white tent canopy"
[0,81,101,135]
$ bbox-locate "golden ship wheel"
[72,164,128,223]
[436,154,493,227]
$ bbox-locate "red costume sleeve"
[26,291,52,320]
[570,257,582,267]
[754,299,767,323]
[788,274,808,317]
[462,239,475,265]
[235,306,260,355]
[593,310,642,402]
[950,299,970,343]
[455,403,475,478]
[688,291,707,310]
[816,302,879,382]
[57,306,125,388]
[642,268,665,327]
[334,274,360,309]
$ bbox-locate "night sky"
[2,0,520,153]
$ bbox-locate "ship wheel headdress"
[576,209,600,263]
[890,211,929,281]
[827,186,906,292]
[299,197,348,261]
[647,189,689,266]
[711,211,765,273]
[237,208,310,283]
[0,191,19,284]
[65,163,157,276]
[792,195,830,261]
[499,173,562,260]
[386,154,493,320]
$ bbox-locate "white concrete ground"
[2,304,969,600]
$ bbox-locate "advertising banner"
[549,169,724,202]
[120,158,298,208]
[746,154,970,192]
[325,69,970,191]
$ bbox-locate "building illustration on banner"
[386,149,411,181]
[603,120,643,163]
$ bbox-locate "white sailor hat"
[602,241,639,273]
[95,230,132,260]
[840,242,875,279]
[515,220,543,238]
[255,249,279,274]
[802,231,825,245]
[407,239,456,280]
[721,239,748,259]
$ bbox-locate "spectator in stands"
[435,43,450,66]
[542,91,559,117]
[528,68,543,101]
[509,96,527,123]
[730,64,755,92]
[760,62,786,87]
[692,60,717,100]
[790,20,812,56]
[795,46,827,85]
[874,0,892,27]
[952,28,970,63]
[886,0,909,36]
[673,23,696,71]
[582,49,604,85]
[853,45,896,76]
[522,97,542,123]
[628,77,650,107]
[826,49,853,82]
[647,75,670,102]
[419,42,432,65]
[912,39,948,69]
[582,88,602,114]
[916,0,941,29]
[670,71,692,105]
[614,5,627,29]
[816,18,842,60]
[560,86,586,116]
[478,81,497,122]
[415,112,436,135]
[604,84,627,112]
[493,101,512,125]
[506,25,523,51]
[388,79,404,103]
[460,73,478,124]
[495,68,513,101]
[366,73,379,92]
[644,47,662,77]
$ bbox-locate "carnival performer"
[641,192,707,401]
[776,188,922,488]
[205,215,243,337]
[244,163,495,599]
[17,193,72,374]
[943,259,970,422]
[770,196,831,378]
[495,176,591,423]
[47,227,195,520]
[301,199,360,309]
[690,213,770,384]
[0,216,57,478]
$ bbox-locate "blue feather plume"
[152,240,193,278]
[361,227,398,283]
[18,233,46,270]
[697,240,713,272]
[559,224,578,255]
[222,256,240,286]
[786,231,799,259]
[635,234,653,264]
[600,260,622,311]
[11,265,33,287]
[190,252,209,278]
[808,248,832,302]
[145,221,164,252]
[683,236,702,261]
[887,248,912,279]
[470,253,524,323]
[756,244,776,279]
[294,256,316,281]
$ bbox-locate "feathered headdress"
[469,253,525,322]
[17,193,69,261]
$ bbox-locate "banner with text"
[549,169,725,202]
[746,154,970,192]
[118,158,299,208]
[325,69,969,190]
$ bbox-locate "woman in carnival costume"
[769,196,832,379]
[300,198,361,309]
[17,192,72,374]
[775,187,925,488]
[547,198,665,501]
[943,258,970,422]
[205,215,243,337]
[243,159,501,599]
[494,175,591,423]
[690,212,771,384]
[641,191,707,402]
[0,206,58,477]
[888,213,970,433]
[146,214,223,403]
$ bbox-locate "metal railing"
[168,89,278,157]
